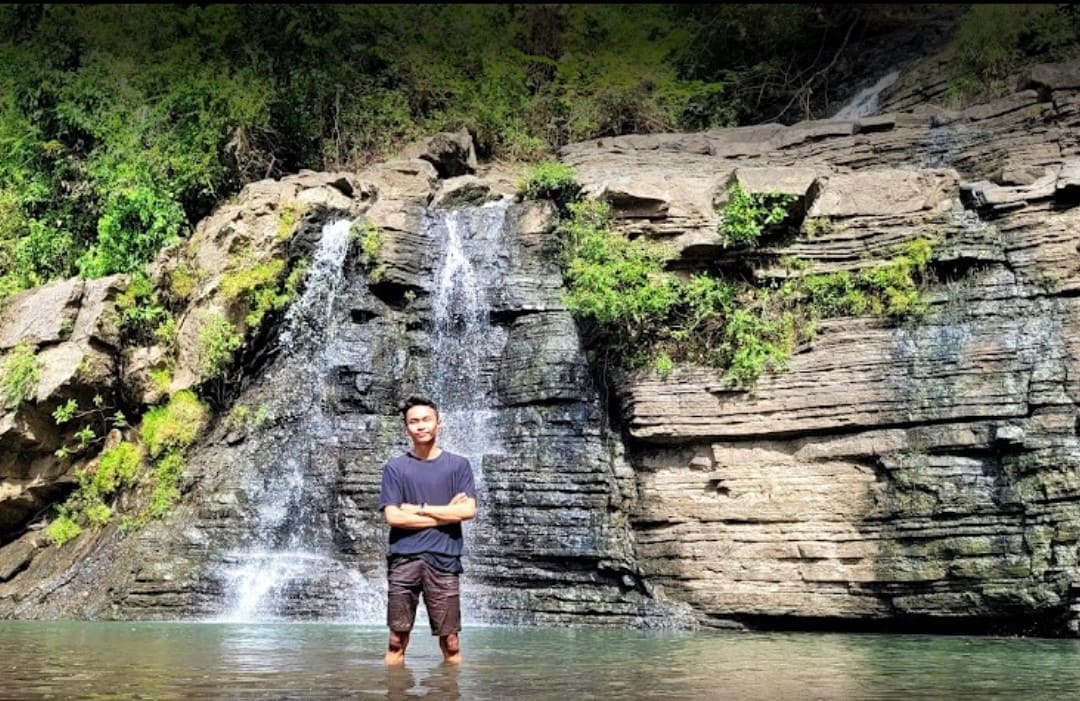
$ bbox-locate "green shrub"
[140,390,209,458]
[351,223,387,282]
[948,5,1078,104]
[560,200,681,365]
[718,182,796,247]
[77,186,185,277]
[521,161,581,209]
[721,308,791,387]
[115,273,173,347]
[0,341,41,409]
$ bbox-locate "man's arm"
[383,504,440,529]
[383,494,475,528]
[418,492,476,523]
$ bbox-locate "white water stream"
[214,200,512,622]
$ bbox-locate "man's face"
[404,405,440,446]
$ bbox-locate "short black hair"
[401,395,438,420]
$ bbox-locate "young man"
[378,396,477,665]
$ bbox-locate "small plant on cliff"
[44,509,82,547]
[560,199,681,366]
[220,247,307,330]
[717,182,796,247]
[0,340,41,409]
[780,238,934,321]
[124,392,208,528]
[46,439,146,545]
[521,161,581,212]
[560,198,779,382]
[351,222,387,283]
[53,394,129,459]
[197,312,244,380]
[277,201,308,240]
[116,273,174,348]
[146,451,187,520]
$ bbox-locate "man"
[378,396,477,665]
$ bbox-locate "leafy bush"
[949,4,1080,104]
[351,222,387,282]
[718,182,796,247]
[520,161,581,210]
[560,199,681,365]
[115,273,173,347]
[560,196,935,388]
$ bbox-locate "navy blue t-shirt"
[378,450,476,572]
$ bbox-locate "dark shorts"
[387,556,461,636]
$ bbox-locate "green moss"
[84,502,112,528]
[220,247,306,330]
[800,217,834,238]
[226,404,250,431]
[140,390,209,458]
[277,201,308,240]
[166,263,201,302]
[44,510,82,547]
[0,340,41,409]
[79,441,144,499]
[148,451,186,519]
[148,368,173,393]
[197,312,243,380]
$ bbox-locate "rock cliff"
[1,60,1080,635]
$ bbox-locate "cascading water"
[428,201,511,466]
[424,200,512,621]
[211,202,512,623]
[832,70,899,121]
[213,218,383,622]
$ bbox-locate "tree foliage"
[0,4,1074,306]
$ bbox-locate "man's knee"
[439,632,460,654]
[389,630,410,652]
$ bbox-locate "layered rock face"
[0,132,670,627]
[560,58,1080,633]
[2,62,1080,636]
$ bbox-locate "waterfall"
[213,218,382,623]
[425,200,512,622]
[428,201,510,471]
[209,200,512,623]
[831,70,899,121]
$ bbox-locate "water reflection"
[3,621,1080,700]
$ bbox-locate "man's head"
[402,396,440,448]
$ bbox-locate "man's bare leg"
[438,633,461,664]
[386,630,410,665]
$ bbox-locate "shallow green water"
[2,621,1079,700]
